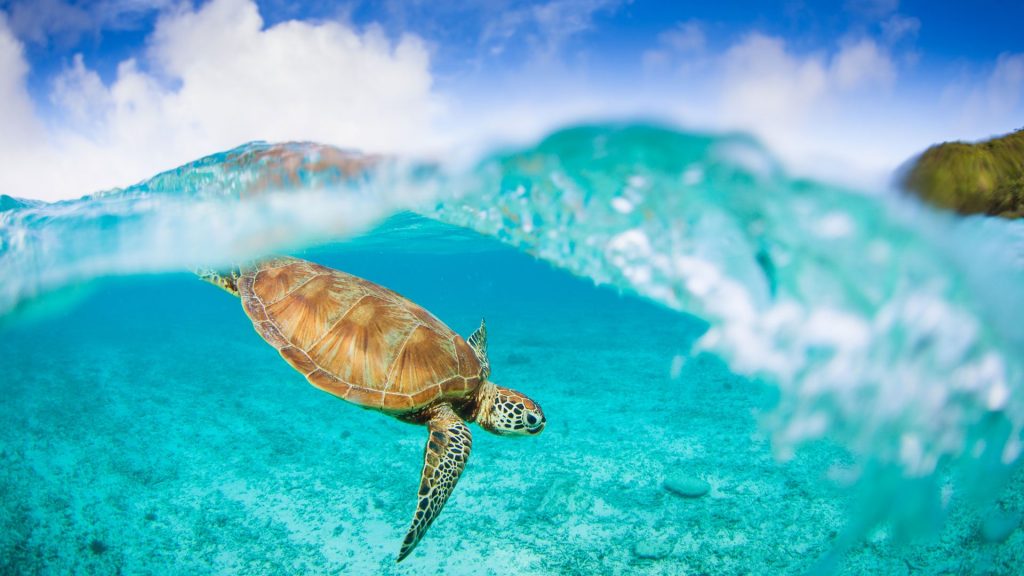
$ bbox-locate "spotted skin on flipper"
[398,403,473,563]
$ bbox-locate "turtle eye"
[524,412,544,431]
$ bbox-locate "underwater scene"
[1,124,1023,574]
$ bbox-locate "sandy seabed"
[1,249,1022,575]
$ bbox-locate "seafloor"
[1,242,1021,575]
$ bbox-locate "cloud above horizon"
[0,0,439,200]
[714,33,899,182]
[0,0,1021,201]
[0,0,172,48]
[0,12,41,149]
[639,17,1023,186]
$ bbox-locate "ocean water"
[1,124,1023,574]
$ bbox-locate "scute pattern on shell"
[239,257,481,413]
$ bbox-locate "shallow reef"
[1,248,1022,575]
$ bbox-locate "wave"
[0,142,439,314]
[2,124,1023,523]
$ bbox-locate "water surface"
[1,124,1022,574]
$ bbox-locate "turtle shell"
[238,257,482,414]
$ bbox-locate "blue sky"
[1,0,1022,200]
[11,2,1024,82]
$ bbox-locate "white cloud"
[642,20,706,71]
[0,12,40,148]
[51,54,110,128]
[660,20,706,53]
[844,0,900,19]
[0,0,441,201]
[949,52,1024,138]
[480,0,622,62]
[986,53,1024,118]
[647,27,1020,188]
[635,32,919,188]
[2,0,90,45]
[717,34,894,130]
[880,14,920,44]
[3,0,1019,203]
[831,38,896,89]
[718,34,830,129]
[1,0,171,46]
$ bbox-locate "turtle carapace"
[199,257,545,562]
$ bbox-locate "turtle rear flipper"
[397,403,473,562]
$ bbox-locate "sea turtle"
[199,256,545,562]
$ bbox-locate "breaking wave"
[2,124,1022,536]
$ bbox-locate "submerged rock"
[664,475,710,499]
[633,537,673,560]
[505,353,531,365]
[980,510,1022,543]
[89,539,108,555]
[535,478,587,523]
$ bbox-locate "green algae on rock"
[902,128,1024,218]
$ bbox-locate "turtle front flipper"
[397,403,473,562]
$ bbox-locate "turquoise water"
[1,124,1023,573]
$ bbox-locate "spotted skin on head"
[477,383,546,436]
[398,403,473,563]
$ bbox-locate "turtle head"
[476,382,546,436]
